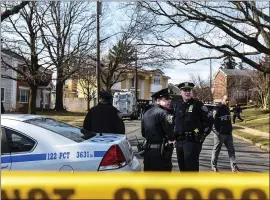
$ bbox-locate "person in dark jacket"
[232,103,244,123]
[142,88,175,171]
[83,91,125,134]
[211,95,240,172]
[1,102,5,114]
[173,82,213,172]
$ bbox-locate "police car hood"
[82,133,133,163]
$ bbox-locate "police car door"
[4,128,37,170]
[1,127,11,171]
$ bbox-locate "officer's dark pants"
[143,148,172,171]
[176,141,202,171]
[233,114,243,123]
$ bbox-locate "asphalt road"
[124,120,270,172]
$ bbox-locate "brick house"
[212,68,255,105]
[1,49,54,113]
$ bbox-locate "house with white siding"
[1,49,54,113]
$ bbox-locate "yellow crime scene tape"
[1,172,269,200]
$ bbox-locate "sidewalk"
[233,124,269,139]
[232,124,269,152]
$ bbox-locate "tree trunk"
[87,97,90,111]
[28,85,37,114]
[106,84,111,92]
[263,90,269,110]
[54,80,65,111]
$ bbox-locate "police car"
[1,114,141,172]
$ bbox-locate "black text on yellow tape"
[1,172,269,200]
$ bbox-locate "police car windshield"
[119,94,127,100]
[24,118,96,142]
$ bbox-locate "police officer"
[211,95,240,172]
[173,82,213,171]
[142,88,175,171]
[83,91,125,134]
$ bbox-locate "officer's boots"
[211,166,219,173]
[232,163,240,173]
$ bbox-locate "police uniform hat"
[177,82,195,89]
[99,91,112,100]
[151,88,172,99]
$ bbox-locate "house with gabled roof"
[212,68,256,105]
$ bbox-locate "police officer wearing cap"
[173,82,213,171]
[83,91,125,134]
[141,88,175,171]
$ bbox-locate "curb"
[233,134,269,152]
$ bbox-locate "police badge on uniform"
[212,110,217,118]
[188,105,193,112]
[166,114,173,124]
[201,105,208,112]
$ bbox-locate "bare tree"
[77,65,97,111]
[1,2,50,114]
[127,2,270,73]
[37,1,96,111]
[250,57,270,109]
[100,37,135,92]
[1,1,29,22]
[227,75,253,104]
[189,74,212,103]
[99,5,173,92]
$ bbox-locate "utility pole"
[135,46,138,105]
[96,0,101,103]
[210,59,212,89]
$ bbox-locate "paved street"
[125,120,270,172]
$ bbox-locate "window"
[25,118,96,143]
[44,92,50,104]
[1,127,9,154]
[19,88,28,103]
[154,76,161,85]
[1,88,5,102]
[131,77,135,87]
[5,128,36,153]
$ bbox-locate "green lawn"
[233,129,270,147]
[37,111,86,122]
[235,108,269,133]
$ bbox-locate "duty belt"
[149,144,161,149]
[176,131,202,142]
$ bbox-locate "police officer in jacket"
[211,95,240,172]
[173,82,213,171]
[83,91,125,134]
[142,88,175,171]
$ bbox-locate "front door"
[1,127,11,171]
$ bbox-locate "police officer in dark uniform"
[173,82,213,171]
[83,91,125,134]
[142,88,175,171]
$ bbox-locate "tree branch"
[1,1,30,22]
